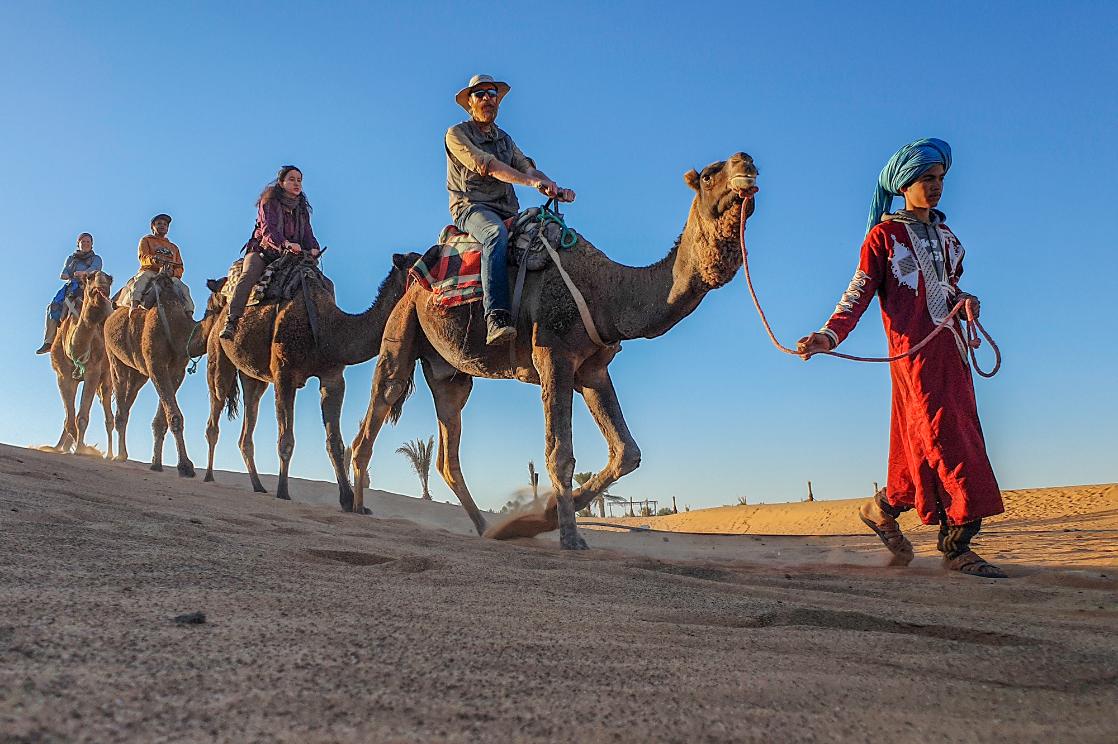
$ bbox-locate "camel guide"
[797,138,1007,579]
[37,232,102,354]
[445,73,576,345]
[117,214,194,315]
[220,165,321,340]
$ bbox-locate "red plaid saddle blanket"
[409,218,516,309]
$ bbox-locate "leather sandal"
[944,550,1007,579]
[859,499,914,566]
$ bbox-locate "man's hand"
[796,332,834,360]
[73,271,87,280]
[958,292,981,320]
[536,179,559,198]
[285,242,303,254]
[557,188,576,203]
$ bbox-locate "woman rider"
[37,232,102,354]
[220,165,321,339]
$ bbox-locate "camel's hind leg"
[110,359,145,463]
[151,365,194,477]
[421,359,487,535]
[204,344,238,482]
[238,375,268,493]
[350,301,421,514]
[319,371,354,512]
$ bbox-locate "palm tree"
[573,471,624,518]
[396,435,435,500]
[528,460,540,502]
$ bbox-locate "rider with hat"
[117,213,194,315]
[446,74,576,344]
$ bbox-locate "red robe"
[821,216,1004,526]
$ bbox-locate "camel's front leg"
[53,371,78,453]
[319,371,354,511]
[98,373,114,460]
[538,351,586,551]
[422,360,487,536]
[239,375,269,493]
[571,365,641,511]
[72,368,102,454]
[204,343,238,483]
[350,299,421,514]
[273,374,297,500]
[151,365,194,477]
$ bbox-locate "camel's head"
[79,271,114,322]
[204,277,228,317]
[81,270,113,300]
[683,152,758,287]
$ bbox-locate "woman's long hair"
[257,164,312,213]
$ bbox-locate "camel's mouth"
[730,175,758,201]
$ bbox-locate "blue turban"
[866,138,952,235]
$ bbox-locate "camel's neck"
[189,310,221,358]
[71,299,109,355]
[603,204,740,341]
[319,278,405,366]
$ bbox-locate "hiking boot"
[35,342,53,355]
[485,311,517,345]
[219,316,239,341]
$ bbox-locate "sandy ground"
[1,443,1116,743]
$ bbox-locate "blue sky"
[1,1,1115,511]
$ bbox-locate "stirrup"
[219,317,239,340]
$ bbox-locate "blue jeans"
[454,205,509,316]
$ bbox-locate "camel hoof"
[561,533,590,551]
[178,463,196,478]
[203,472,214,483]
[253,485,268,494]
[112,454,127,463]
[150,463,163,472]
[275,492,291,501]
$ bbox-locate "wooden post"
[873,481,879,495]
[672,495,678,514]
[807,481,814,502]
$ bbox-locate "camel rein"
[737,205,1001,377]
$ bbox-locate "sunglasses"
[471,88,499,99]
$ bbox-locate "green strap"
[185,322,202,374]
[537,201,578,249]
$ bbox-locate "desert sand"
[2,442,1115,743]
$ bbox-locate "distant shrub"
[656,507,674,516]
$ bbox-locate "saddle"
[412,205,577,308]
[222,252,334,308]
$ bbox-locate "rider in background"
[36,232,102,354]
[445,74,575,345]
[117,213,194,315]
[797,138,1007,579]
[220,165,320,340]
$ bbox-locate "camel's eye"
[701,173,713,185]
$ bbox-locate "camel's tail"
[223,375,241,421]
[387,369,415,426]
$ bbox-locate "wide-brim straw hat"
[455,74,510,112]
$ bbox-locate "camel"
[202,253,417,507]
[104,268,219,475]
[350,152,759,548]
[47,270,115,456]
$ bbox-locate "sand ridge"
[2,443,1116,743]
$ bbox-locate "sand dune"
[2,443,1116,742]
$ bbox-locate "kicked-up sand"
[1,442,1115,742]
